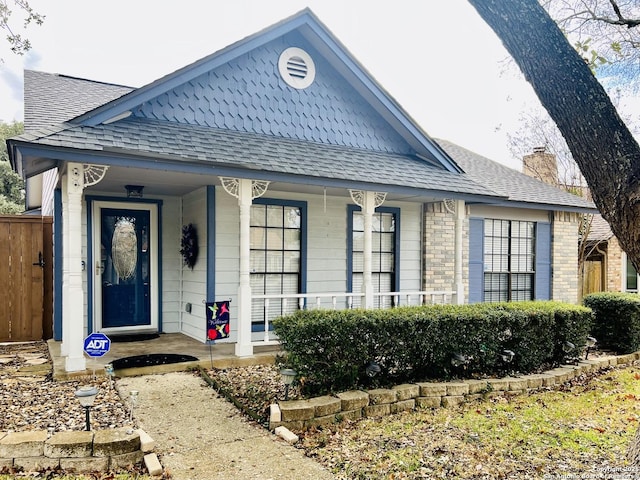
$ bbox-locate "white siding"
[179,188,208,341]
[41,168,59,216]
[161,196,182,333]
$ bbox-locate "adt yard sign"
[84,333,111,357]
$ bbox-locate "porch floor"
[48,333,282,380]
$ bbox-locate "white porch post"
[350,190,387,309]
[219,177,269,357]
[237,179,253,357]
[60,178,70,356]
[64,163,86,372]
[454,199,465,305]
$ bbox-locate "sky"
[0,0,544,169]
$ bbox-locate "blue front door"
[101,208,151,328]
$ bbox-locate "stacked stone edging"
[270,353,637,433]
[0,427,162,476]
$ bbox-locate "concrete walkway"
[116,372,335,480]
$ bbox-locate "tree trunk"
[467,0,640,271]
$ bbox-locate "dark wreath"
[180,224,199,269]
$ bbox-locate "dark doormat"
[109,333,160,343]
[111,353,198,370]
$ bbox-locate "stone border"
[270,353,637,433]
[0,427,162,476]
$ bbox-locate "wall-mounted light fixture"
[125,185,144,198]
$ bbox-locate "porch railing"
[252,290,456,343]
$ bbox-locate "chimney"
[523,147,558,185]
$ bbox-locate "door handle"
[32,251,45,268]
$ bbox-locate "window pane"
[379,232,394,252]
[251,274,265,294]
[250,227,266,249]
[281,274,299,293]
[353,212,364,231]
[353,231,364,251]
[250,205,265,226]
[283,251,300,271]
[250,251,265,272]
[627,258,638,291]
[267,205,283,227]
[379,213,395,232]
[285,207,300,228]
[284,229,300,250]
[380,253,394,272]
[266,229,283,249]
[511,274,533,301]
[266,251,283,272]
[352,252,364,272]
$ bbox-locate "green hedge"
[583,292,640,354]
[272,302,593,396]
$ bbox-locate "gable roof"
[24,70,133,132]
[67,8,460,173]
[436,139,596,212]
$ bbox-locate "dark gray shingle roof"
[24,70,133,131]
[436,139,595,210]
[16,117,495,197]
[587,214,613,242]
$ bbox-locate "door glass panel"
[101,208,151,328]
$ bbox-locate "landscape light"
[450,353,469,368]
[279,368,297,401]
[365,361,381,378]
[74,386,98,431]
[500,349,515,364]
[585,336,597,359]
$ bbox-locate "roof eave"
[10,142,502,202]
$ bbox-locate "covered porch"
[48,333,281,380]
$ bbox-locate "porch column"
[350,190,387,309]
[64,163,86,372]
[60,179,70,356]
[220,177,269,357]
[454,199,465,305]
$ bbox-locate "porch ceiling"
[85,163,441,203]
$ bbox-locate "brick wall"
[422,202,468,301]
[552,211,580,303]
[607,237,624,291]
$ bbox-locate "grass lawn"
[301,365,640,479]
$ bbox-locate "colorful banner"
[206,301,230,341]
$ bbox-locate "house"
[517,146,632,297]
[7,9,595,373]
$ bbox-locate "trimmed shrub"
[583,292,640,353]
[273,301,593,396]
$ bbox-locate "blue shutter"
[468,218,484,303]
[535,222,552,300]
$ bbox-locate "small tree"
[0,0,44,57]
[0,120,24,213]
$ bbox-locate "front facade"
[8,10,594,372]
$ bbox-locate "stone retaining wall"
[0,427,162,476]
[270,353,638,433]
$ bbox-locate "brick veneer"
[553,211,581,303]
[423,202,468,299]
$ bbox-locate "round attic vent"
[278,47,315,89]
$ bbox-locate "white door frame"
[91,200,159,334]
